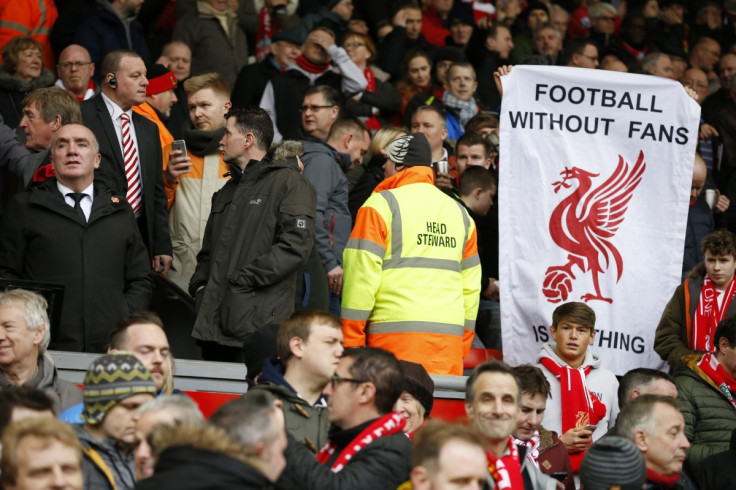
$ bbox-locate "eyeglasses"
[300,104,335,112]
[598,16,616,21]
[330,373,367,389]
[344,42,365,49]
[59,61,92,69]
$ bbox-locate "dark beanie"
[399,360,434,416]
[578,436,647,490]
[385,133,432,168]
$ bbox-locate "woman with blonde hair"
[348,126,408,222]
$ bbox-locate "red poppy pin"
[111,197,120,203]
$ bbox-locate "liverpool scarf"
[698,352,736,410]
[693,276,736,351]
[296,55,330,74]
[317,412,406,472]
[513,430,540,468]
[487,436,524,489]
[539,356,607,470]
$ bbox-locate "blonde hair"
[369,126,408,156]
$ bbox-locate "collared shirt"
[58,181,94,220]
[101,92,142,173]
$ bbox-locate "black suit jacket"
[81,93,172,257]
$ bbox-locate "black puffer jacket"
[0,66,55,129]
[190,156,316,347]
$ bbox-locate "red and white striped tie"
[121,113,142,214]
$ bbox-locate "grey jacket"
[75,425,137,490]
[300,141,351,273]
[0,353,82,414]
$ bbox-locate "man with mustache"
[617,395,694,489]
[465,360,556,489]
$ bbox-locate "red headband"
[146,71,177,96]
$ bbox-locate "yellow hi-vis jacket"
[341,166,481,375]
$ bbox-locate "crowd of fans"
[1,0,736,488]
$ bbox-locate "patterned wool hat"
[578,436,647,490]
[82,352,157,424]
[385,133,432,168]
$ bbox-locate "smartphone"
[171,139,187,155]
[551,472,567,482]
[584,424,597,432]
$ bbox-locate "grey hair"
[137,394,204,425]
[209,391,281,448]
[617,395,681,441]
[0,290,50,353]
[589,2,616,19]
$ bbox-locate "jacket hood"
[258,357,289,386]
[301,140,351,172]
[374,166,435,193]
[677,353,722,392]
[0,66,55,92]
[536,342,602,369]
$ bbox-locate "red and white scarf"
[255,6,280,62]
[513,430,540,468]
[487,436,524,489]
[540,356,607,470]
[317,412,406,472]
[698,352,736,410]
[694,276,736,351]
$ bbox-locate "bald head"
[691,154,707,205]
[57,44,94,97]
[681,68,709,105]
[720,54,736,91]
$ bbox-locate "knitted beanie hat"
[385,133,432,168]
[82,352,157,425]
[578,436,647,490]
[399,360,435,416]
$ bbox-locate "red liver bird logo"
[542,151,646,304]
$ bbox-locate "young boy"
[656,229,736,370]
[536,302,619,473]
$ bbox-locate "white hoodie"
[536,342,619,442]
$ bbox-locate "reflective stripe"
[465,319,476,332]
[341,308,371,321]
[368,321,464,337]
[345,237,385,258]
[461,254,480,270]
[383,257,461,272]
[382,190,402,258]
[451,199,470,246]
[0,21,31,34]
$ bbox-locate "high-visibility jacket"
[0,0,58,68]
[341,166,481,375]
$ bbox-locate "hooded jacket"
[135,424,274,490]
[536,343,619,444]
[300,141,351,274]
[190,156,316,347]
[75,424,137,490]
[249,357,331,450]
[675,353,736,476]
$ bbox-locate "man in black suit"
[80,49,173,274]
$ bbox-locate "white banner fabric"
[498,65,701,375]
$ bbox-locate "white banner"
[498,66,701,375]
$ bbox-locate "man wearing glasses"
[278,347,412,490]
[56,45,97,101]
